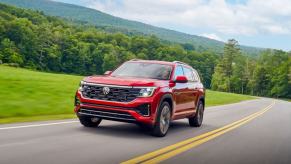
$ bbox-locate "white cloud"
[83,0,291,36]
[201,33,224,41]
[262,25,290,34]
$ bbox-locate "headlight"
[137,87,156,97]
[79,80,85,91]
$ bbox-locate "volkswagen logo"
[103,87,110,95]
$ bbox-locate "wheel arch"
[199,96,205,107]
[155,93,173,123]
[159,94,173,112]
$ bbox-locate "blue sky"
[54,0,291,51]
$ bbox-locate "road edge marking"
[0,120,79,130]
[121,101,275,164]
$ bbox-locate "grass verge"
[206,90,255,107]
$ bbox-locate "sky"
[54,0,291,51]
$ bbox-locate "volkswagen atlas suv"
[74,59,205,137]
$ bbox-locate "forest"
[0,3,290,98]
[212,40,290,98]
[0,0,262,55]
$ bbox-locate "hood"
[83,75,168,87]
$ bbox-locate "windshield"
[111,62,173,80]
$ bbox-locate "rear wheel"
[189,101,204,127]
[79,116,102,127]
[152,102,171,137]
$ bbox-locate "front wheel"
[151,102,171,137]
[79,116,102,127]
[189,101,204,127]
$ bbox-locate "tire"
[189,100,204,127]
[151,102,171,137]
[79,116,102,127]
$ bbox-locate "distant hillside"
[0,0,263,56]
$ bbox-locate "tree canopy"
[211,40,291,98]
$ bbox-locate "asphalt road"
[0,98,290,164]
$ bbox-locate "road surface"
[0,98,290,164]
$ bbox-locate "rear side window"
[183,67,195,81]
[192,70,200,82]
[174,66,184,79]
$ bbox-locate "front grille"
[81,84,141,102]
[78,108,136,121]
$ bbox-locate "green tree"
[223,39,241,92]
[0,38,23,65]
[102,52,118,72]
[211,62,228,91]
[289,53,291,85]
[253,65,270,96]
[231,54,250,94]
[271,62,290,98]
[211,39,241,92]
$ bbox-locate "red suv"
[74,60,205,137]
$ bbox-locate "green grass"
[0,65,254,124]
[206,90,254,106]
[0,65,83,124]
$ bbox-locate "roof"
[128,59,190,66]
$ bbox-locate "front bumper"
[74,90,160,125]
[77,107,137,123]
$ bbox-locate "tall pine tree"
[211,39,241,92]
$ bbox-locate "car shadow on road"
[77,122,151,139]
[76,120,217,139]
[169,121,217,136]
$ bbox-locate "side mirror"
[104,70,112,75]
[174,76,188,83]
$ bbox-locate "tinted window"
[174,66,184,79]
[111,62,172,80]
[193,70,200,81]
[183,67,194,81]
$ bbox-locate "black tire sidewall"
[189,100,204,127]
[152,101,171,137]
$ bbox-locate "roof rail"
[173,61,189,66]
[130,59,141,61]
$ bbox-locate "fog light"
[75,96,81,106]
[136,104,150,116]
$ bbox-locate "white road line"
[0,120,79,130]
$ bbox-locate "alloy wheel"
[160,105,171,134]
[197,103,204,125]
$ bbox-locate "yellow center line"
[121,101,275,164]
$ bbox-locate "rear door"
[182,66,197,111]
[192,69,201,109]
